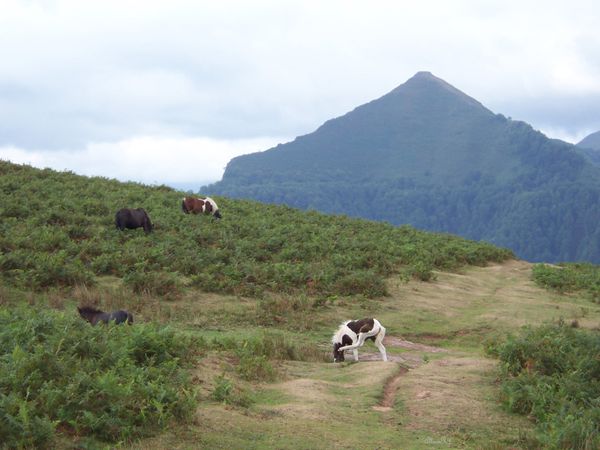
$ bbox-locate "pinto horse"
[332,318,387,362]
[115,208,153,233]
[181,196,222,219]
[77,306,133,325]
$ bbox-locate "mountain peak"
[388,71,490,113]
[411,70,438,80]
[403,71,453,86]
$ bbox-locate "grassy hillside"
[0,160,512,299]
[1,160,599,449]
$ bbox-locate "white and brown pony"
[181,196,222,219]
[332,318,387,362]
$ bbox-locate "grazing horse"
[181,196,222,219]
[115,208,153,233]
[77,306,133,325]
[332,318,387,362]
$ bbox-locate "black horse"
[115,208,153,233]
[77,306,133,325]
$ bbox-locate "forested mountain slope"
[208,72,600,263]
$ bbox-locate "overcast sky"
[1,0,599,189]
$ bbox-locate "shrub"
[333,270,388,297]
[210,375,254,408]
[210,331,327,364]
[90,252,122,275]
[0,306,198,446]
[236,354,277,382]
[0,393,56,449]
[255,295,314,327]
[28,251,96,289]
[490,323,600,449]
[405,260,436,282]
[123,268,183,299]
[533,263,600,303]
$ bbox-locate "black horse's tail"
[115,211,122,230]
[127,312,134,324]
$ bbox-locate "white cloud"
[0,135,286,186]
[537,127,595,145]
[1,0,600,180]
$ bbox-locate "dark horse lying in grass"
[115,208,153,233]
[77,306,133,325]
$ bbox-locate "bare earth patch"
[395,354,531,439]
[384,336,448,353]
[373,366,409,412]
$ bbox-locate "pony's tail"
[181,199,189,214]
[127,313,134,325]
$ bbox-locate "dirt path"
[353,259,596,439]
[352,337,447,412]
[373,365,409,412]
[278,260,599,439]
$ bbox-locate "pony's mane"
[331,320,352,344]
[78,306,103,314]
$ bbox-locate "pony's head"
[332,342,345,362]
[332,321,351,362]
[77,306,101,323]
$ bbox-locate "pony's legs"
[338,330,375,352]
[375,327,387,361]
[338,326,388,362]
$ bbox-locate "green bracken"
[489,322,600,449]
[0,306,197,448]
[533,263,600,303]
[0,160,513,298]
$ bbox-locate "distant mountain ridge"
[207,72,600,263]
[577,130,600,166]
[578,130,600,150]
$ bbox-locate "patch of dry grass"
[382,260,600,346]
[396,354,530,443]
